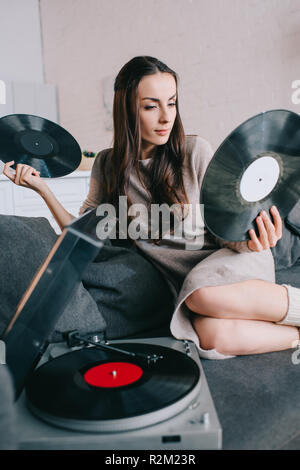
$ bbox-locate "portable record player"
[3,210,222,450]
[14,337,221,450]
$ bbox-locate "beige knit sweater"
[79,135,251,294]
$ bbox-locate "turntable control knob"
[92,335,102,343]
[201,412,210,426]
[188,400,200,410]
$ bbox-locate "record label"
[18,130,54,157]
[239,155,280,202]
[83,362,143,388]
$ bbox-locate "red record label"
[83,361,143,388]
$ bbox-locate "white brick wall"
[0,0,44,83]
[40,0,300,153]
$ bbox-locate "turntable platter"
[26,343,201,433]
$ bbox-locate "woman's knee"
[192,316,238,355]
[185,286,220,315]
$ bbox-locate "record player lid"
[3,209,104,398]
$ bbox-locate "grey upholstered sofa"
[201,204,300,450]
[1,206,300,450]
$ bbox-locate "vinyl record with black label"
[26,343,201,432]
[0,114,82,177]
[200,109,300,241]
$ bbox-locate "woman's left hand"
[247,205,282,252]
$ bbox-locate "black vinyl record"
[0,114,82,177]
[200,109,300,241]
[26,343,200,431]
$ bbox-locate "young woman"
[4,56,300,359]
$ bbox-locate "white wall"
[0,0,59,121]
[37,0,300,152]
[0,0,44,82]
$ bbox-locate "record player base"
[14,337,222,450]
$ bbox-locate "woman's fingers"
[260,206,282,246]
[248,228,262,251]
[270,205,282,239]
[14,163,27,185]
[260,210,277,247]
[3,160,16,182]
[5,162,40,188]
[19,164,38,187]
[22,165,34,185]
[256,214,269,248]
[248,206,282,252]
[3,161,44,195]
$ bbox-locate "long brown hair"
[100,56,189,240]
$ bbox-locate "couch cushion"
[202,347,300,449]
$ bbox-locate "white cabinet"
[0,181,14,214]
[0,171,91,233]
[0,80,58,123]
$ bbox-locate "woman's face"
[137,72,177,157]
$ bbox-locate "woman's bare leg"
[185,279,288,323]
[192,316,300,356]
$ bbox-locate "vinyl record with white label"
[200,109,300,241]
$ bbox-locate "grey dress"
[80,135,275,359]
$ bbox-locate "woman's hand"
[247,205,282,252]
[3,160,74,230]
[3,160,47,195]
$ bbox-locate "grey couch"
[1,209,300,450]
[201,205,300,450]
